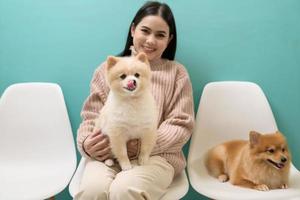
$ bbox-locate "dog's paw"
[138,155,149,165]
[254,184,269,191]
[281,183,288,189]
[120,161,132,171]
[218,174,229,182]
[104,159,114,167]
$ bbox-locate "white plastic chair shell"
[187,81,300,200]
[0,83,77,200]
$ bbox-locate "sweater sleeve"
[76,64,108,158]
[151,67,195,155]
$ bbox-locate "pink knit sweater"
[77,58,195,176]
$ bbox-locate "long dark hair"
[119,1,177,60]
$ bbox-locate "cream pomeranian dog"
[205,131,291,191]
[94,52,157,171]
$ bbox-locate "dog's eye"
[134,73,140,78]
[267,149,275,153]
[120,74,127,80]
[282,148,285,152]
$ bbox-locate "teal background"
[1,0,299,199]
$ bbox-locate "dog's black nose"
[281,157,287,163]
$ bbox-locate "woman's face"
[131,15,172,61]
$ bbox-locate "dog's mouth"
[267,159,285,169]
[123,86,136,92]
[123,80,137,92]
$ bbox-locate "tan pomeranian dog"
[94,52,157,171]
[205,131,291,191]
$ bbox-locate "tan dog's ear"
[106,56,119,70]
[275,130,283,135]
[275,130,287,141]
[136,52,149,65]
[249,131,261,148]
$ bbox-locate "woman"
[75,1,195,199]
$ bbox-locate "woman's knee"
[76,175,110,200]
[76,160,116,199]
[75,183,109,200]
[109,178,149,200]
[109,178,129,199]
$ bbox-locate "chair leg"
[46,197,55,200]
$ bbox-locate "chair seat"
[0,162,75,199]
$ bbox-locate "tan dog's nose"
[281,157,287,163]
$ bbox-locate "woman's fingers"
[94,146,111,157]
[90,136,109,151]
[86,133,106,148]
[84,132,111,158]
[91,129,101,137]
[95,153,111,162]
[94,147,112,161]
[88,134,104,147]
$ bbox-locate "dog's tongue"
[127,80,136,90]
[277,163,285,169]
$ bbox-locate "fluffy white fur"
[94,53,157,170]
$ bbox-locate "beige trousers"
[74,156,175,200]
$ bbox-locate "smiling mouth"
[143,46,155,52]
[267,159,285,169]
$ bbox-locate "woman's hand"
[83,130,111,162]
[84,130,139,161]
[127,139,140,159]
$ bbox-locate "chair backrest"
[0,82,76,166]
[188,81,278,164]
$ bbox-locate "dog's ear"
[275,130,283,136]
[275,130,287,141]
[106,56,119,70]
[136,52,149,65]
[249,131,261,148]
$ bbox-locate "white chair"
[0,83,77,200]
[69,155,189,199]
[187,81,300,200]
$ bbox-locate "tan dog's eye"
[267,149,274,153]
[120,74,127,80]
[282,148,285,152]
